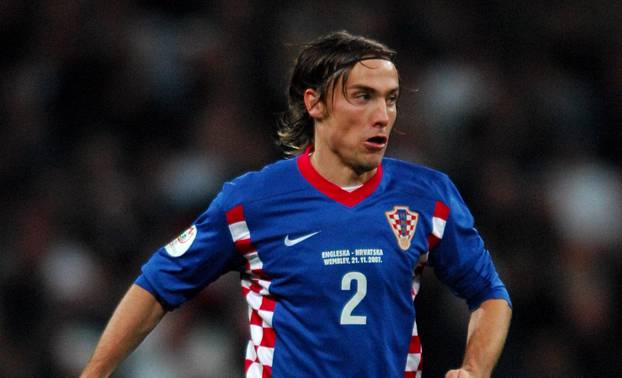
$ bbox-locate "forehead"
[344,59,399,90]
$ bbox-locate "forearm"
[459,299,512,377]
[81,284,166,378]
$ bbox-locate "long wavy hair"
[277,31,397,155]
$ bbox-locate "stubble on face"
[333,61,397,163]
[311,59,399,185]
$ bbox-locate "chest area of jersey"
[241,195,438,286]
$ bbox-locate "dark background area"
[1,1,621,377]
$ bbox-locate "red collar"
[296,149,382,207]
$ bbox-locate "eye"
[354,92,371,101]
[386,93,399,106]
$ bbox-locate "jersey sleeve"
[428,177,512,311]
[135,191,243,310]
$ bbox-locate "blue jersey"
[136,150,511,378]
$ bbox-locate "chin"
[352,159,381,175]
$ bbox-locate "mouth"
[364,135,388,150]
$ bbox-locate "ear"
[303,88,325,120]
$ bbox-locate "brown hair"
[277,31,397,155]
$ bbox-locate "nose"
[372,99,390,127]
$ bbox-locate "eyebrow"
[347,84,400,95]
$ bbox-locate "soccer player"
[81,31,511,378]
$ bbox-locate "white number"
[340,272,367,325]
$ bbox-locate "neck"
[309,148,377,187]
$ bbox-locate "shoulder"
[382,157,455,199]
[382,157,448,181]
[217,157,302,208]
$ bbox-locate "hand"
[445,368,477,378]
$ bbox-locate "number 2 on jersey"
[340,272,367,325]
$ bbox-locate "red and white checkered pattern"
[427,201,449,250]
[227,205,275,378]
[405,252,427,377]
[411,253,429,299]
[386,207,418,238]
[404,321,423,377]
[403,201,450,377]
[385,206,419,250]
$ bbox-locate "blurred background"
[1,1,621,377]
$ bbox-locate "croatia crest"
[385,206,419,251]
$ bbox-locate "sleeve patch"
[164,225,198,257]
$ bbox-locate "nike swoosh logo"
[284,231,321,247]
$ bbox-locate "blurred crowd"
[1,1,621,377]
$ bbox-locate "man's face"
[314,59,399,174]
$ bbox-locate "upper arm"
[428,179,511,310]
[136,192,244,310]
